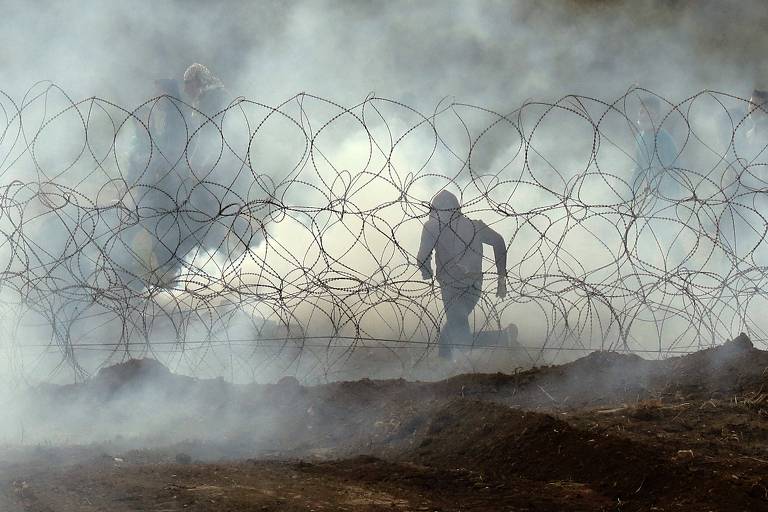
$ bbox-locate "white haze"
[0,0,766,443]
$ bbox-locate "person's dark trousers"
[438,279,481,359]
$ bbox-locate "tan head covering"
[183,63,224,94]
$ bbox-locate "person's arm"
[477,221,508,297]
[417,220,438,280]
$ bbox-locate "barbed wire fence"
[0,82,766,382]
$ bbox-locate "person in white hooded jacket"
[417,190,507,359]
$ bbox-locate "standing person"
[180,63,231,248]
[179,63,263,274]
[631,96,680,201]
[744,89,768,154]
[629,96,686,270]
[714,89,768,259]
[417,190,508,360]
[735,89,768,258]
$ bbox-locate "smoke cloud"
[0,0,766,396]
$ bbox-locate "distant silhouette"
[417,190,507,359]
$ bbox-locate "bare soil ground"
[2,333,768,511]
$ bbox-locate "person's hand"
[496,276,507,298]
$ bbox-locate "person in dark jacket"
[125,78,187,187]
[181,63,237,251]
[117,78,190,290]
[417,190,508,359]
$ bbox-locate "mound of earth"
[93,358,174,390]
[4,333,768,510]
[400,400,763,510]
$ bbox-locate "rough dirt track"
[2,334,768,511]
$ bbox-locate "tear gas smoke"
[1,0,768,444]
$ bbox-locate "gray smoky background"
[2,0,764,105]
[0,0,765,442]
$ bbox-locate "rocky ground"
[2,333,768,511]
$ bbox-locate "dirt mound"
[421,333,768,411]
[401,400,764,510]
[8,339,768,510]
[37,332,767,411]
[656,332,768,398]
[93,358,172,389]
[24,336,768,448]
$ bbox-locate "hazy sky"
[1,0,764,107]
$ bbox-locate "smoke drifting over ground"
[0,1,767,382]
[3,336,768,510]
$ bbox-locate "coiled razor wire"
[0,83,767,381]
